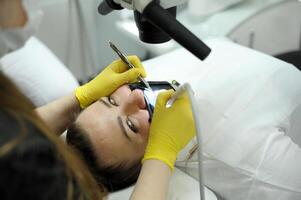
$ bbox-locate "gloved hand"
[142,90,195,171]
[75,55,146,108]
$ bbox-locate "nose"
[122,89,146,115]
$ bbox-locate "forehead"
[76,102,122,165]
[75,99,143,167]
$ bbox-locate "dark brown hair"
[66,122,142,192]
[0,72,106,199]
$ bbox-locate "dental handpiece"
[167,83,189,107]
[109,41,152,90]
[167,83,206,200]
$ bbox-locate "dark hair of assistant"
[0,72,106,200]
[66,122,142,192]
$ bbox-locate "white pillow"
[0,37,79,107]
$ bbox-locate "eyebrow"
[99,99,131,141]
[118,116,131,141]
[99,99,111,108]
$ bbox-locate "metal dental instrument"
[109,41,152,90]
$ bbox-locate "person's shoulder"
[0,109,72,199]
[0,108,61,167]
[0,109,25,144]
[0,107,59,154]
[0,109,43,144]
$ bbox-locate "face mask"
[0,0,43,58]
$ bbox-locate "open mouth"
[129,81,178,121]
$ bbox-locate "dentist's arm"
[36,56,146,134]
[131,159,172,200]
[130,90,195,200]
[35,93,79,134]
[0,0,27,28]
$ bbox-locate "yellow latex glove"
[142,90,196,171]
[75,55,146,108]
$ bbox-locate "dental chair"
[1,36,300,200]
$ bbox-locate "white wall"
[35,0,147,82]
[228,0,301,56]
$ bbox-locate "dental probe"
[109,41,152,90]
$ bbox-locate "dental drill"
[168,83,206,200]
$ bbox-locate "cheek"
[132,110,150,138]
[134,144,148,160]
[128,138,148,161]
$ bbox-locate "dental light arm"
[99,0,186,12]
[98,0,211,60]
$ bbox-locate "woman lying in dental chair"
[3,37,301,200]
[66,39,301,200]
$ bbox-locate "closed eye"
[100,98,133,140]
[108,96,119,106]
[126,116,138,133]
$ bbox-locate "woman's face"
[76,85,150,167]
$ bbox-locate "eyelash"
[126,117,138,133]
[108,96,118,106]
[107,96,138,133]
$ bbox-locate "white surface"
[34,0,148,81]
[0,37,79,107]
[229,0,301,55]
[109,168,217,200]
[179,0,285,38]
[188,0,246,17]
[143,37,301,200]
